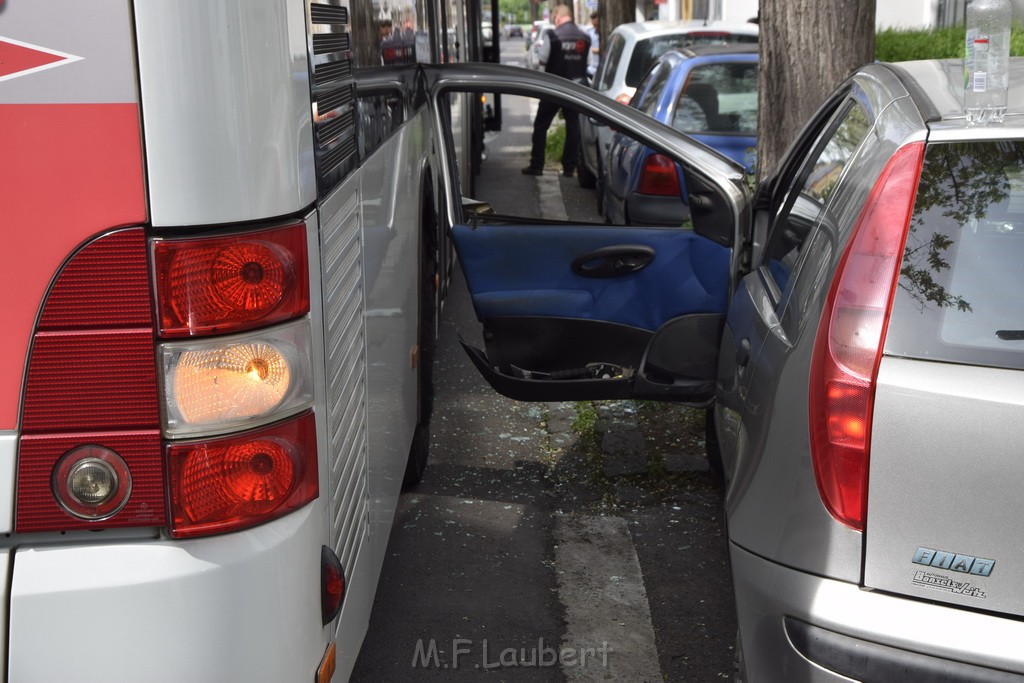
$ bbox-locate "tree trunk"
[599,0,633,49]
[757,0,875,180]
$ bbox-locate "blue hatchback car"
[603,44,758,226]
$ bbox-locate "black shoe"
[562,167,575,177]
[521,166,543,176]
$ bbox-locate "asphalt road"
[351,40,736,682]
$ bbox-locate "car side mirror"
[685,171,734,247]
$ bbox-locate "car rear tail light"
[160,318,314,437]
[809,142,925,531]
[166,411,318,538]
[152,223,309,338]
[636,154,682,196]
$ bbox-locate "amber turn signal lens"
[160,318,314,437]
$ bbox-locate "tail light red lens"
[809,142,924,530]
[321,545,346,625]
[167,411,318,538]
[152,223,309,338]
[636,153,682,196]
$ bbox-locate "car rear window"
[626,33,757,87]
[634,61,673,115]
[886,140,1024,370]
[672,62,758,134]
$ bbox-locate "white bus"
[0,0,481,679]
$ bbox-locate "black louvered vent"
[308,1,357,194]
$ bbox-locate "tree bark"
[757,0,875,180]
[599,0,634,49]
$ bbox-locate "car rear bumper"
[9,505,332,682]
[731,543,1024,682]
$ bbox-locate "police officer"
[522,5,590,176]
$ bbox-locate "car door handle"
[736,338,752,367]
[571,245,655,278]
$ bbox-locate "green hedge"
[876,24,1024,61]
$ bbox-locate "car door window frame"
[755,94,869,307]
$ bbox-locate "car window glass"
[634,62,673,116]
[671,62,758,134]
[625,33,757,87]
[886,140,1024,371]
[596,34,625,91]
[761,101,870,297]
[446,91,662,228]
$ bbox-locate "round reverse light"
[52,446,132,520]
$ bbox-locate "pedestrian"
[521,4,590,177]
[585,10,600,80]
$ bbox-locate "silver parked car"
[719,59,1024,680]
[435,57,1024,680]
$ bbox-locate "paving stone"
[663,451,709,474]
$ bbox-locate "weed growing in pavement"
[541,400,720,513]
[571,400,597,439]
[545,121,566,167]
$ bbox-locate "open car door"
[422,64,750,402]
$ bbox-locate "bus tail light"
[152,223,309,338]
[16,229,166,533]
[166,411,318,538]
[636,154,682,196]
[321,545,346,625]
[160,318,314,437]
[809,142,924,531]
[18,224,319,539]
[52,445,132,520]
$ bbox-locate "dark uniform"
[524,20,591,175]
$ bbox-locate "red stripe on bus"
[0,103,146,429]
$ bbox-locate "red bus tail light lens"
[636,154,682,196]
[167,412,318,538]
[321,545,346,625]
[809,142,924,531]
[152,223,309,338]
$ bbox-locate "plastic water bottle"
[965,0,1011,125]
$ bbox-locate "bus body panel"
[9,508,326,682]
[0,0,146,429]
[0,435,14,534]
[2,0,472,677]
[317,111,432,677]
[133,0,317,227]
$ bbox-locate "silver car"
[431,57,1024,679]
[719,59,1024,680]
